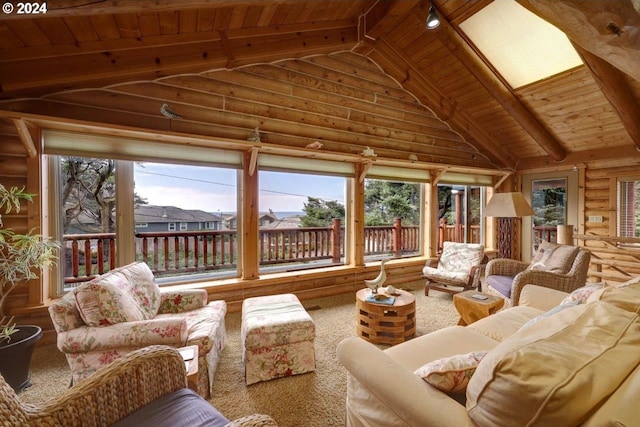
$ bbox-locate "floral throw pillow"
[74,276,146,327]
[414,351,488,393]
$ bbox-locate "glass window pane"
[258,171,346,273]
[134,162,238,282]
[531,178,567,251]
[60,156,117,287]
[364,179,422,260]
[618,179,640,238]
[437,185,483,251]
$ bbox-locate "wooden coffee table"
[356,288,416,345]
[453,290,504,326]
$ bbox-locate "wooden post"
[393,217,402,257]
[331,218,341,263]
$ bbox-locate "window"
[136,222,148,228]
[179,222,188,231]
[258,170,347,273]
[364,178,422,260]
[436,185,483,250]
[168,223,176,231]
[460,0,582,88]
[531,178,567,249]
[618,179,640,238]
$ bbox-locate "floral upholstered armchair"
[48,262,227,398]
[423,242,485,296]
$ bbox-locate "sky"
[133,162,345,213]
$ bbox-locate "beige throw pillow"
[528,241,579,274]
[466,301,640,427]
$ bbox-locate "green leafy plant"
[0,184,59,318]
[0,316,19,344]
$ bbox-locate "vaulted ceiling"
[1,0,639,173]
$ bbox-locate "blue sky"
[133,162,345,213]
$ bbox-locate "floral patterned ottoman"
[241,293,316,385]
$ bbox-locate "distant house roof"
[261,215,302,229]
[135,205,220,223]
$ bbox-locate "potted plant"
[0,184,58,392]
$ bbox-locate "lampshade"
[426,4,440,29]
[483,192,534,218]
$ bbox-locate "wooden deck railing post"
[393,217,402,257]
[331,218,341,263]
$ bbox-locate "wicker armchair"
[484,244,591,307]
[0,346,277,427]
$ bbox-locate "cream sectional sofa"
[337,281,640,427]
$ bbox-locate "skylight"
[459,0,583,89]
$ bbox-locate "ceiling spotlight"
[426,3,440,29]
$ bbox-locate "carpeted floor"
[20,287,458,427]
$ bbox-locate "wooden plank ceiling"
[0,0,639,173]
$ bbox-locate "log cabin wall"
[1,52,478,344]
[579,157,640,285]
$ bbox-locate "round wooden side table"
[355,288,416,345]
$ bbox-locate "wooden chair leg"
[425,281,430,296]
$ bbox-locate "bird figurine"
[305,141,324,150]
[160,103,183,119]
[365,259,388,294]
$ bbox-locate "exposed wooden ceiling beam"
[517,0,640,82]
[0,26,358,99]
[574,45,640,150]
[361,0,420,40]
[0,0,307,19]
[431,4,567,162]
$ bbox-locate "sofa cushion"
[74,262,161,327]
[106,261,162,318]
[467,306,542,342]
[414,351,488,393]
[74,276,147,326]
[466,301,640,427]
[528,241,579,274]
[110,388,229,427]
[587,276,640,313]
[484,275,513,298]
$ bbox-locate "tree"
[364,180,420,225]
[300,197,345,227]
[61,157,147,234]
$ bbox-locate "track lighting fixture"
[426,2,440,29]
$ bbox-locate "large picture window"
[258,170,347,273]
[364,178,422,260]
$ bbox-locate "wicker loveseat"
[0,345,277,427]
[48,262,227,398]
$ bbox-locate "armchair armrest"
[57,317,188,353]
[511,269,578,306]
[485,258,529,278]
[159,289,208,313]
[336,337,472,427]
[28,346,187,427]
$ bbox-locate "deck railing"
[62,218,421,284]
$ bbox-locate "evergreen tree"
[300,197,345,227]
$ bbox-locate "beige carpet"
[21,288,458,427]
